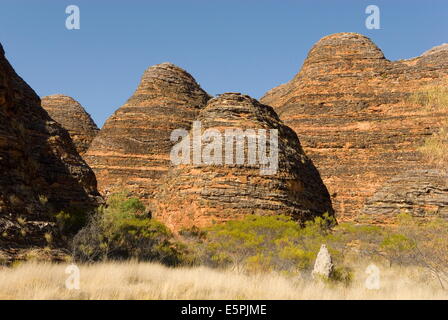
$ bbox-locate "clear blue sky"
[1,0,447,127]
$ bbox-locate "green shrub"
[72,193,186,265]
[54,207,88,234]
[380,233,416,266]
[188,213,342,274]
[104,192,146,220]
[326,266,354,287]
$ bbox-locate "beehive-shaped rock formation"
[261,33,448,220]
[41,94,99,155]
[0,43,101,250]
[85,63,210,202]
[153,93,334,231]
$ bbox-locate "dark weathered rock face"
[0,43,101,252]
[85,63,210,203]
[153,93,334,231]
[362,169,448,222]
[41,94,99,155]
[261,33,448,220]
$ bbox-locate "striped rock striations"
[261,32,448,220]
[153,93,334,231]
[0,43,101,251]
[362,169,448,222]
[85,63,210,203]
[41,94,99,155]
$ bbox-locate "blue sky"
[1,0,447,127]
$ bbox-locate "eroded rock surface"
[85,63,210,203]
[362,169,448,222]
[153,93,334,231]
[261,33,448,219]
[41,94,99,155]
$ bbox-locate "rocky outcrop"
[85,63,210,203]
[41,94,99,155]
[422,43,448,57]
[0,43,101,253]
[153,93,334,231]
[362,169,448,222]
[261,33,448,220]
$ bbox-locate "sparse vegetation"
[54,208,88,234]
[418,125,448,166]
[4,194,448,298]
[38,195,48,206]
[181,212,448,289]
[72,192,186,265]
[408,80,448,166]
[408,80,448,110]
[380,213,448,289]
[3,209,448,299]
[0,261,446,300]
[184,214,343,275]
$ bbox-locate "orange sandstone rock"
[153,93,334,231]
[85,63,210,203]
[261,33,448,220]
[41,94,99,155]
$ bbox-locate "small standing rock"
[312,244,334,280]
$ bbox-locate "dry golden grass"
[408,80,448,111]
[408,80,448,166]
[0,261,447,300]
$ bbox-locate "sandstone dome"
[301,32,386,67]
[261,33,448,220]
[41,94,99,155]
[153,93,334,231]
[84,62,210,202]
[262,32,389,109]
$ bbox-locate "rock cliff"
[0,43,101,256]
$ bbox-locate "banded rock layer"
[261,32,448,220]
[153,93,334,231]
[0,43,101,250]
[362,169,448,222]
[41,94,99,155]
[85,63,210,202]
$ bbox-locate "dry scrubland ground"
[0,261,446,300]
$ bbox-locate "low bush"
[184,213,345,276]
[54,208,88,234]
[72,193,185,265]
